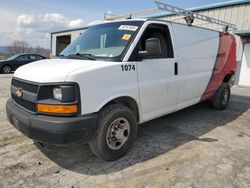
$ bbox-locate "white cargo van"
[6,19,236,160]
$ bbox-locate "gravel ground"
[0,74,250,188]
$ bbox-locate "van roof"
[51,19,147,34]
[51,18,225,35]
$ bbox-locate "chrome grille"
[11,78,38,113]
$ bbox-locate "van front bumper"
[6,99,97,145]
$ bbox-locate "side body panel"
[201,33,237,101]
[171,23,220,110]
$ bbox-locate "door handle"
[174,62,178,75]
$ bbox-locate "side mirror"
[139,38,161,59]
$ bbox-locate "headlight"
[53,87,62,101]
[37,84,80,115]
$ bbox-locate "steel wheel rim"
[3,66,11,73]
[106,117,130,150]
[222,89,229,105]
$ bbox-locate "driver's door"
[132,23,179,122]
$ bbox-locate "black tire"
[89,104,137,161]
[2,65,12,74]
[211,83,230,110]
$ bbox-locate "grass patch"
[0,55,6,60]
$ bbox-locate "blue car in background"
[0,53,46,74]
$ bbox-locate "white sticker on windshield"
[119,25,138,31]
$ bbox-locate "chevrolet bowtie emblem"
[16,89,23,98]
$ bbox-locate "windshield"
[7,54,19,61]
[60,21,143,61]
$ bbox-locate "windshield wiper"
[67,53,95,60]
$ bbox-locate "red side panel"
[201,33,236,101]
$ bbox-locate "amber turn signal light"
[37,104,77,114]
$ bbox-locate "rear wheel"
[89,104,137,161]
[2,65,12,74]
[211,83,230,110]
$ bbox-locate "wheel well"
[104,97,140,122]
[223,72,234,83]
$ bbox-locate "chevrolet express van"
[6,19,236,160]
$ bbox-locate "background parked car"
[0,53,46,74]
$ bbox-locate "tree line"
[7,40,50,58]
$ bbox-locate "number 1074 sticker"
[121,65,136,71]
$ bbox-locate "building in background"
[51,27,88,57]
[51,0,250,86]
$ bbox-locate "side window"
[100,34,107,48]
[130,24,174,60]
[31,55,43,60]
[16,55,29,62]
[35,55,44,60]
[30,55,36,60]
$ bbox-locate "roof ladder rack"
[104,8,160,21]
[155,1,236,31]
[104,1,236,31]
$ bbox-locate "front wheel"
[2,65,12,74]
[211,83,231,110]
[89,104,137,161]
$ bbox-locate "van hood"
[14,59,107,83]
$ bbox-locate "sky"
[0,0,236,48]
